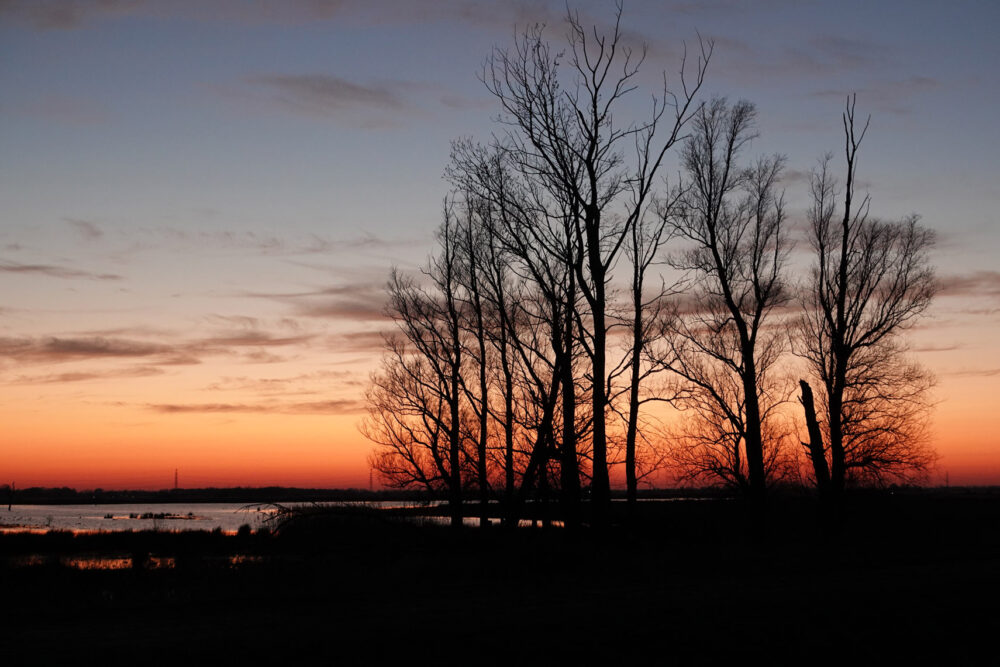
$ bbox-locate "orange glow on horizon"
[3,379,997,490]
[1,309,996,491]
[2,403,373,490]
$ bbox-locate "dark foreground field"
[2,491,999,665]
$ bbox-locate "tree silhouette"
[364,10,941,528]
[617,188,685,507]
[479,4,709,521]
[454,199,494,528]
[795,96,937,496]
[449,145,588,526]
[364,205,469,528]
[658,98,793,500]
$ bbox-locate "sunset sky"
[1,0,998,490]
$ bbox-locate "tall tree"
[470,190,523,524]
[796,96,937,495]
[481,4,709,520]
[456,200,493,528]
[365,206,468,528]
[661,98,792,501]
[616,189,684,507]
[449,145,584,526]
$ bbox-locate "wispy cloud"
[439,94,494,111]
[248,74,405,113]
[148,398,363,415]
[779,168,812,186]
[65,218,104,241]
[912,342,962,353]
[122,227,401,258]
[0,320,318,369]
[699,30,907,91]
[197,332,314,348]
[233,73,433,128]
[809,76,941,115]
[331,329,389,353]
[1,0,557,32]
[12,366,165,384]
[948,367,1000,378]
[956,307,1000,318]
[807,35,891,70]
[0,259,122,281]
[204,370,360,395]
[0,0,141,30]
[0,336,169,362]
[242,282,390,322]
[938,271,1000,299]
[297,297,387,321]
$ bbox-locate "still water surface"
[2,503,283,533]
[1,498,692,532]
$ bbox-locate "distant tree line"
[363,6,937,528]
[1,486,432,506]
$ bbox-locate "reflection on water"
[8,555,47,567]
[414,516,566,529]
[229,554,263,566]
[1,498,694,534]
[8,555,136,569]
[64,556,133,570]
[0,501,445,533]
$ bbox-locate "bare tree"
[449,144,587,526]
[660,97,792,501]
[796,96,937,496]
[370,4,710,527]
[469,190,523,524]
[481,4,709,520]
[364,336,451,493]
[365,206,468,528]
[614,190,685,506]
[455,200,494,528]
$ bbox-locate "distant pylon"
[174,468,178,490]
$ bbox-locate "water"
[0,500,443,533]
[0,498,701,533]
[0,503,278,533]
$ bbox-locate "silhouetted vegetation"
[794,96,937,498]
[3,490,999,662]
[364,5,938,528]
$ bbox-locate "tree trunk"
[799,380,830,494]
[476,318,490,529]
[828,358,847,496]
[741,353,767,503]
[559,276,581,528]
[449,381,462,530]
[625,283,643,508]
[588,216,610,523]
[502,353,515,528]
[559,356,580,526]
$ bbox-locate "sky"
[1,0,998,490]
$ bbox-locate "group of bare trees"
[363,9,937,527]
